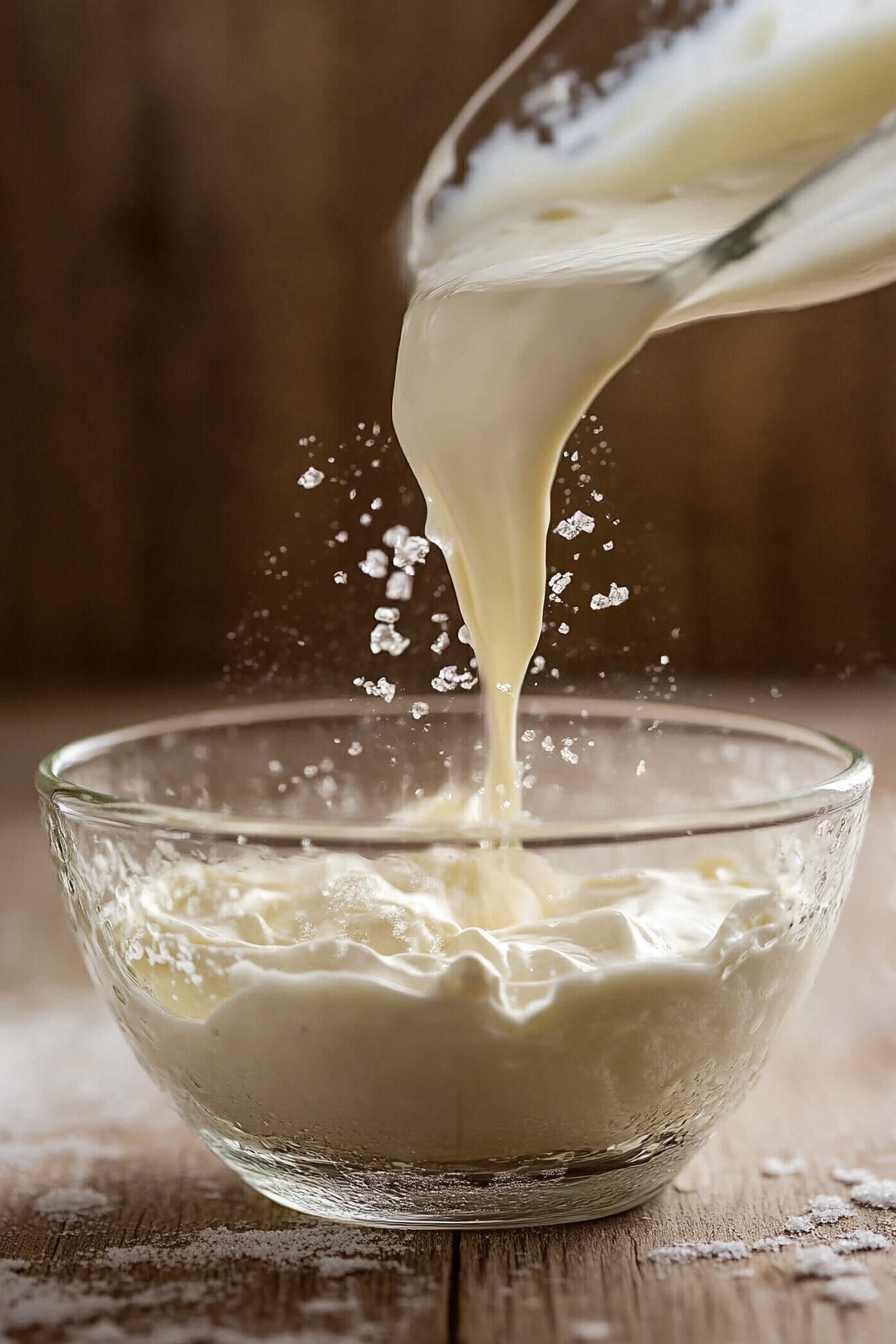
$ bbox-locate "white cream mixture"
[106,0,890,1185]
[111,850,812,1165]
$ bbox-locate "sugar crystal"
[648,1241,749,1264]
[393,533,430,571]
[761,1156,808,1177]
[832,1229,890,1254]
[359,550,389,579]
[831,1166,876,1185]
[431,666,477,693]
[591,582,629,611]
[370,624,410,656]
[850,1179,896,1209]
[33,1187,110,1220]
[554,510,595,540]
[358,678,396,703]
[823,1276,878,1306]
[808,1194,854,1224]
[783,1215,814,1234]
[794,1246,865,1280]
[386,571,413,600]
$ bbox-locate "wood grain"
[1,1,895,685]
[3,684,896,1340]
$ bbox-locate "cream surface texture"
[109,0,893,1170]
[111,850,810,1163]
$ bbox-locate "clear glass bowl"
[37,697,871,1227]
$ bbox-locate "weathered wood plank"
[2,1,895,683]
[4,686,896,1340]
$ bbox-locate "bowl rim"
[35,695,873,848]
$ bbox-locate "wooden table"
[3,682,896,1343]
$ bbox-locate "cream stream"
[393,0,896,810]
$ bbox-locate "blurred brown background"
[3,0,896,696]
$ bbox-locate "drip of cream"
[393,0,896,814]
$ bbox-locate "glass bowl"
[37,697,871,1228]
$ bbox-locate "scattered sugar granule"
[354,677,396,703]
[785,1196,855,1233]
[590,582,629,611]
[333,570,348,585]
[831,1166,876,1186]
[808,1194,855,1225]
[794,1246,866,1280]
[0,1260,154,1336]
[752,1237,792,1253]
[389,531,429,572]
[359,549,389,579]
[822,1275,879,1306]
[99,1224,412,1275]
[783,1215,815,1235]
[297,467,324,489]
[850,1179,896,1209]
[383,523,409,549]
[431,666,477,693]
[648,1241,749,1265]
[832,1230,891,1254]
[761,1156,808,1177]
[33,1187,110,1220]
[554,510,595,540]
[370,622,409,656]
[549,571,573,595]
[569,1324,611,1342]
[411,701,429,720]
[386,571,413,601]
[431,631,450,654]
[0,997,177,1153]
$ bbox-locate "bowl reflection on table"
[36,697,871,1227]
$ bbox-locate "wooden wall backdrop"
[2,0,896,689]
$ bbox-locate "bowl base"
[200,1128,688,1228]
